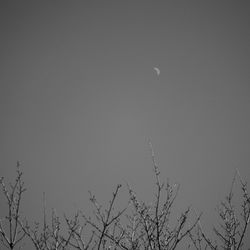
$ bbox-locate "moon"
[153,67,160,76]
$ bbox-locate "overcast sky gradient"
[1,1,250,249]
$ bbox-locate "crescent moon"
[154,67,160,76]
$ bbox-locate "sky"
[1,1,250,249]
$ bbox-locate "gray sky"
[1,1,250,249]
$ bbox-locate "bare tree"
[81,142,201,250]
[83,184,128,250]
[19,192,95,250]
[0,162,26,249]
[189,169,250,250]
[64,211,96,250]
[1,146,249,250]
[117,141,201,250]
